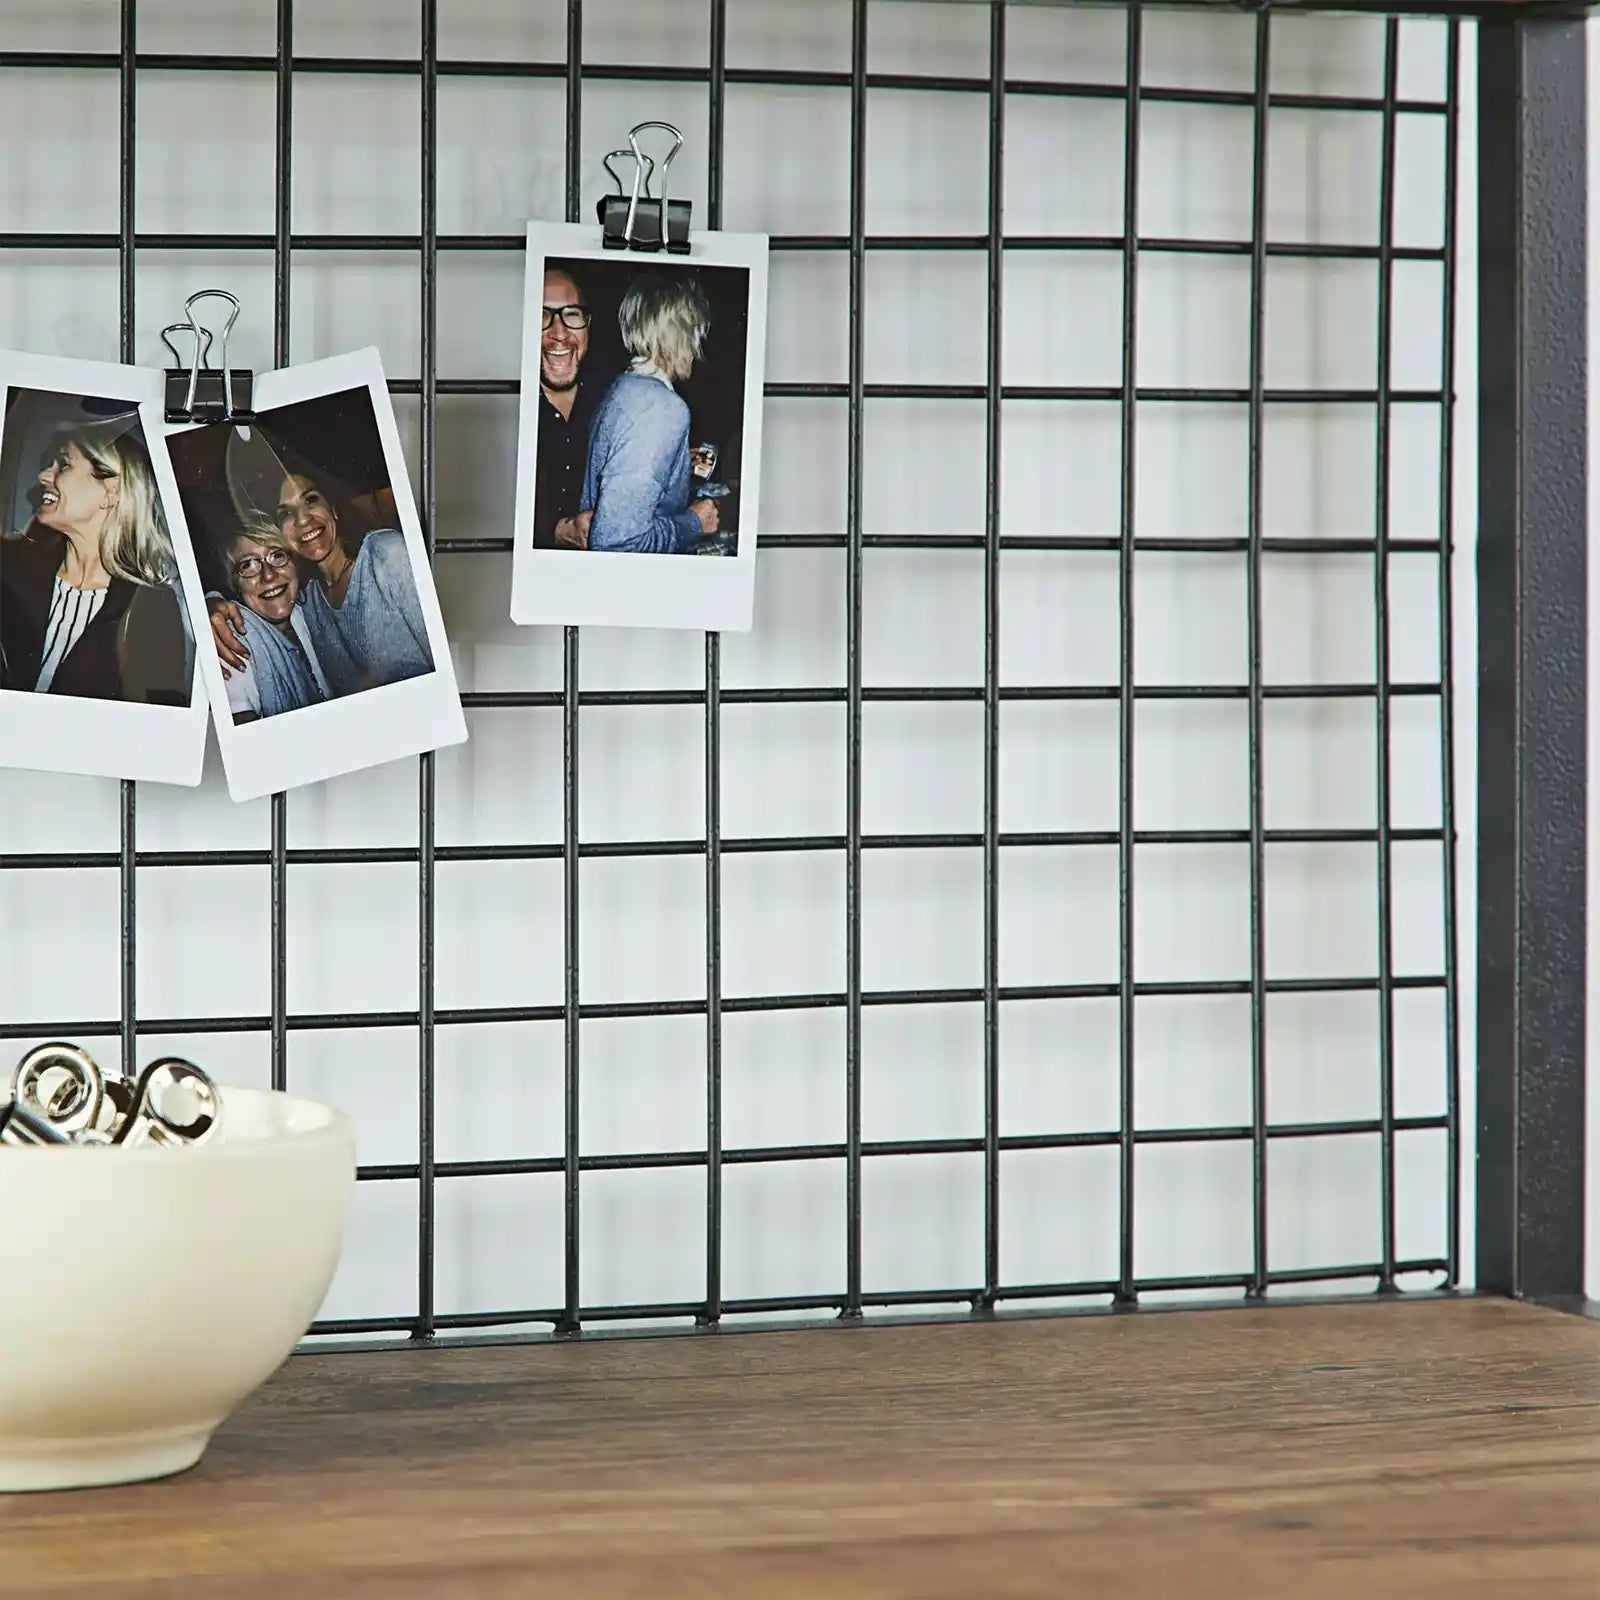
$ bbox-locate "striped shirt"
[34,573,108,693]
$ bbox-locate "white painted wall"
[0,1,1474,1327]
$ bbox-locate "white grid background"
[0,0,1477,1330]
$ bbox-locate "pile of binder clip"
[0,1042,221,1149]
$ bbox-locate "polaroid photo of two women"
[0,346,465,800]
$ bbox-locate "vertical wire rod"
[271,0,294,1093]
[843,0,869,1321]
[1438,20,1463,1287]
[1245,10,1272,1299]
[117,0,137,1080]
[981,0,1006,1310]
[702,0,728,1328]
[1116,0,1143,1306]
[1374,19,1400,1292]
[560,0,584,1335]
[416,0,440,1340]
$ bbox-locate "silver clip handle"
[159,321,214,374]
[12,1041,104,1136]
[603,147,657,201]
[180,289,242,420]
[624,121,684,246]
[112,1058,222,1147]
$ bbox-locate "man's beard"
[542,356,580,393]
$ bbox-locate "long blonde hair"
[68,427,175,587]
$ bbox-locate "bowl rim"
[0,1086,352,1160]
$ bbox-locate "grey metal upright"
[1476,17,1588,1308]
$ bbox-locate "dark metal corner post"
[1477,19,1587,1303]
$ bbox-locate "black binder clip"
[162,289,254,424]
[597,121,691,255]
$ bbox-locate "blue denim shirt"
[300,528,434,697]
[231,602,325,718]
[581,369,703,554]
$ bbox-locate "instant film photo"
[165,347,467,802]
[0,351,209,785]
[511,222,769,631]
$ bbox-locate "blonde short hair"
[618,274,711,380]
[226,514,299,592]
[71,427,175,588]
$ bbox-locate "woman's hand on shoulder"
[207,595,249,676]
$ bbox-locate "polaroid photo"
[510,221,769,631]
[164,347,467,803]
[0,351,210,786]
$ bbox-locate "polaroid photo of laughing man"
[165,347,466,803]
[510,221,769,632]
[0,350,209,786]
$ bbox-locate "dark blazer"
[0,528,191,706]
[534,363,613,548]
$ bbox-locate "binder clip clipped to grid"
[162,289,254,424]
[597,121,691,255]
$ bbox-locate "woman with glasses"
[218,519,329,724]
[208,454,432,700]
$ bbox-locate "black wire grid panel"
[0,0,1461,1344]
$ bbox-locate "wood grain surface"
[6,1295,1600,1597]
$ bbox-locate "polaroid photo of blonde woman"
[0,350,209,785]
[165,347,466,803]
[510,221,769,631]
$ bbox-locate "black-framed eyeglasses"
[233,547,294,582]
[541,305,591,331]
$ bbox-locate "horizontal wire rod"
[0,678,1454,731]
[0,824,1451,873]
[304,1256,1456,1340]
[351,1117,1454,1184]
[430,534,1449,556]
[424,682,1444,706]
[380,379,1440,403]
[0,231,1447,263]
[9,370,1385,403]
[0,973,1454,1043]
[0,360,1379,402]
[0,51,1450,114]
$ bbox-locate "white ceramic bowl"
[0,1087,354,1492]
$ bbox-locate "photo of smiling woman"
[206,450,432,699]
[0,388,193,706]
[167,384,434,713]
[160,348,464,801]
[216,517,330,724]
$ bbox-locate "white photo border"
[510,221,769,632]
[169,347,467,804]
[0,349,210,787]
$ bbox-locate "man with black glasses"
[534,266,608,549]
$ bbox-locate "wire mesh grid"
[0,0,1462,1344]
